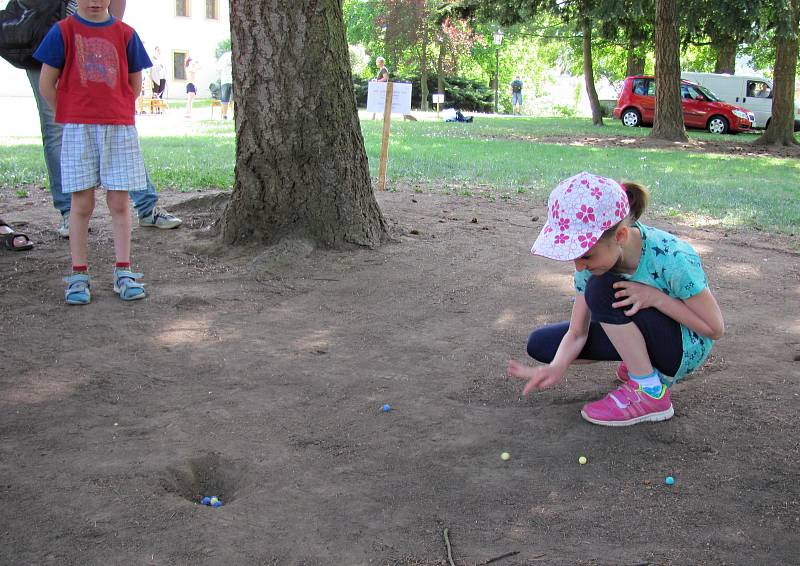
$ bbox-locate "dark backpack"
[0,0,65,69]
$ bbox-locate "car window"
[646,80,655,96]
[632,78,648,96]
[747,80,771,98]
[694,84,720,101]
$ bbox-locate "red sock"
[115,262,131,269]
[72,264,88,273]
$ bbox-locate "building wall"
[0,0,231,99]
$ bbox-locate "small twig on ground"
[443,528,456,566]
[480,550,519,564]
[529,554,548,561]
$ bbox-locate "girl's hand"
[612,281,663,316]
[507,360,565,395]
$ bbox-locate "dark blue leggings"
[527,273,683,377]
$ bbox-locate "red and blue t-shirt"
[33,14,151,125]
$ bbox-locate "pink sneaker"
[616,362,630,383]
[581,382,674,426]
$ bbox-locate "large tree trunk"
[651,0,687,141]
[755,0,799,146]
[436,40,445,96]
[625,24,646,77]
[582,18,604,126]
[420,25,429,111]
[713,36,737,74]
[223,0,387,248]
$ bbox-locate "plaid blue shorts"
[61,124,147,193]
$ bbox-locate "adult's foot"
[138,207,183,229]
[0,221,34,251]
[58,212,70,238]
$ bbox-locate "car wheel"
[621,108,641,128]
[708,115,729,134]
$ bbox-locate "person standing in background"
[0,0,182,236]
[150,45,166,98]
[184,54,199,118]
[216,50,233,120]
[511,77,524,115]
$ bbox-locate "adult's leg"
[220,83,232,118]
[186,87,195,117]
[129,172,158,219]
[26,68,70,216]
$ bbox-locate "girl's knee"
[584,273,622,313]
[526,325,562,363]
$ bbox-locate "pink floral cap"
[531,172,629,261]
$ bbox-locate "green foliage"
[215,38,231,59]
[1,118,798,232]
[356,117,799,232]
[552,103,577,117]
[353,74,494,111]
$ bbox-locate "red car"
[614,75,754,134]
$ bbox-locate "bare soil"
[1,183,799,566]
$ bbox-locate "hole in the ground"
[160,452,245,506]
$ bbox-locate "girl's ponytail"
[620,181,649,222]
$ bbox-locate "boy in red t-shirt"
[34,0,152,305]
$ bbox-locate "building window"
[206,0,219,20]
[176,0,190,17]
[173,51,187,81]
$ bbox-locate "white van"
[681,71,800,130]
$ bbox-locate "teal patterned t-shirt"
[573,222,713,382]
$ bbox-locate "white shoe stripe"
[609,392,628,409]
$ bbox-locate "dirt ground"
[1,181,799,566]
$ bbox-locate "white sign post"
[367,81,412,114]
[367,82,413,191]
[432,93,445,117]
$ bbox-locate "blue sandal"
[113,268,146,301]
[64,273,91,305]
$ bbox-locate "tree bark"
[713,37,737,74]
[420,24,429,111]
[625,25,646,77]
[755,0,799,146]
[582,18,604,126]
[436,39,445,96]
[625,51,646,77]
[651,0,687,141]
[222,0,387,248]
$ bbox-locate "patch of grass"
[0,117,797,232]
[361,118,800,232]
[139,136,235,190]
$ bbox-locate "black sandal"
[0,222,34,251]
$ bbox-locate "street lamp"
[493,29,504,113]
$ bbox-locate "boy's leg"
[69,189,95,266]
[106,190,132,264]
[26,69,70,219]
